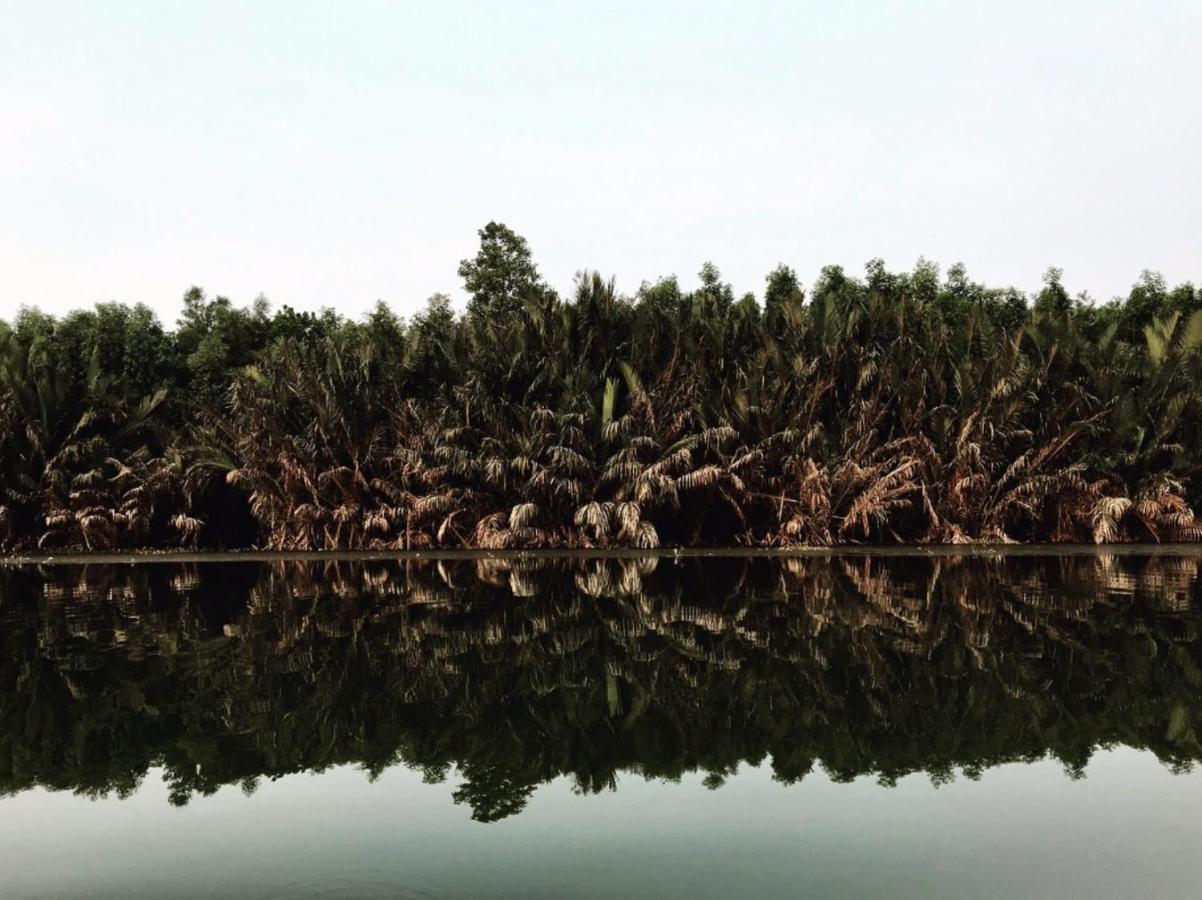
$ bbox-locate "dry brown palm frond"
[318,466,356,489]
[473,511,509,549]
[601,458,641,485]
[675,464,724,492]
[364,511,392,534]
[547,445,592,475]
[730,448,763,472]
[698,425,737,451]
[332,503,359,525]
[634,473,677,507]
[615,501,641,541]
[509,502,541,528]
[1126,476,1202,542]
[1091,496,1132,544]
[170,514,205,545]
[225,467,251,486]
[573,501,614,542]
[634,520,660,549]
[410,492,457,523]
[837,457,922,540]
[646,446,693,478]
[435,509,464,545]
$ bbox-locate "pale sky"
[2,0,1199,323]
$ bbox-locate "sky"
[2,0,1199,323]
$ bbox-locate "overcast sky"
[2,0,1199,323]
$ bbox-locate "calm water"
[2,552,1202,898]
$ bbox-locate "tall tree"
[458,222,555,323]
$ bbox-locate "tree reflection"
[1,553,1200,821]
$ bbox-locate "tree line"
[2,554,1199,818]
[3,222,1202,551]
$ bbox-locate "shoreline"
[4,543,1202,566]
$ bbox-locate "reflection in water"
[1,553,1200,822]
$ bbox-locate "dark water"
[2,552,1202,898]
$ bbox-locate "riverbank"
[5,542,1202,566]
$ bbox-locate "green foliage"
[1,224,1201,550]
[174,287,273,403]
[458,221,555,323]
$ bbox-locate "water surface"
[1,552,1201,897]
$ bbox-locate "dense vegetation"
[2,554,1200,819]
[3,222,1202,550]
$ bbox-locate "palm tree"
[2,233,1202,550]
[0,331,192,550]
